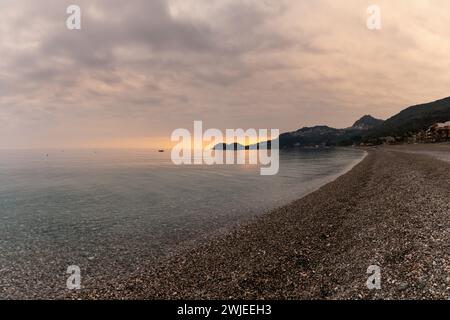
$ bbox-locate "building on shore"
[380,136,396,145]
[413,121,450,143]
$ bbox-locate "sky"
[1,0,450,149]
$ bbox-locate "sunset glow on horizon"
[2,0,450,149]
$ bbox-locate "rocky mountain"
[280,96,450,147]
[213,96,450,149]
[351,115,384,130]
[279,115,384,148]
[213,143,246,150]
[363,96,450,141]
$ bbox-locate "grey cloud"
[2,0,450,148]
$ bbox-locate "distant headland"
[214,96,450,149]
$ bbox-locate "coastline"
[71,145,450,300]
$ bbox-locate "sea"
[0,147,366,297]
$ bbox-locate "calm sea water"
[0,148,365,297]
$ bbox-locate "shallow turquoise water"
[0,148,365,297]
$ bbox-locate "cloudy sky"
[1,0,450,148]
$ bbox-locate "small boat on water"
[158,149,165,153]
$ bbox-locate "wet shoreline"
[68,145,450,299]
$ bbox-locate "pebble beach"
[68,144,450,300]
